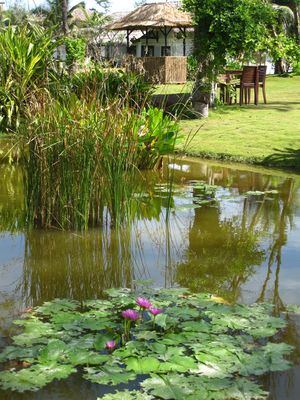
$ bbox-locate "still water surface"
[0,158,300,399]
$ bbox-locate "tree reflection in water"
[1,160,300,311]
[176,203,265,303]
[170,160,300,305]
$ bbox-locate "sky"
[7,0,138,12]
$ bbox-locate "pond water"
[0,157,300,399]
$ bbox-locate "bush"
[64,37,86,67]
[66,67,154,107]
[0,24,58,132]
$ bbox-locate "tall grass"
[22,93,178,230]
[0,24,179,230]
[66,67,154,108]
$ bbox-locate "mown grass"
[156,76,300,168]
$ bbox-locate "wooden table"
[219,69,242,104]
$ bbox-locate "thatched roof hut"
[106,2,193,31]
[106,2,194,84]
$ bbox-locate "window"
[161,46,171,56]
[128,46,136,56]
[141,45,154,57]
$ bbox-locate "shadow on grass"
[263,148,300,169]
[216,101,298,115]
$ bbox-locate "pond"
[0,157,300,399]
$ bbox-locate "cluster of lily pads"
[0,288,294,399]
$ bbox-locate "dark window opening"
[141,45,154,57]
[161,46,171,56]
[128,46,136,56]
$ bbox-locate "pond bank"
[154,76,300,169]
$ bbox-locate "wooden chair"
[236,66,258,106]
[258,65,267,104]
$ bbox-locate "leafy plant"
[64,36,86,67]
[0,24,58,132]
[66,67,154,107]
[21,96,178,229]
[0,288,295,399]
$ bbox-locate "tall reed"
[22,92,178,230]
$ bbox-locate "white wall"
[135,31,193,57]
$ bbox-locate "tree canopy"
[183,0,276,80]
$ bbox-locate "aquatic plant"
[0,288,296,399]
[122,309,140,321]
[149,307,163,316]
[105,340,117,351]
[136,297,152,309]
[21,95,178,229]
[66,67,154,108]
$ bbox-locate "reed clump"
[0,25,179,230]
[22,93,178,230]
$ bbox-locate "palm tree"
[32,0,84,34]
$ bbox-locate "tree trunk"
[192,83,210,118]
[274,58,286,74]
[192,25,213,118]
[62,0,68,34]
[290,2,300,43]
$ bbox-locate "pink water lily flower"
[105,340,116,350]
[136,297,152,309]
[149,307,163,316]
[122,309,140,321]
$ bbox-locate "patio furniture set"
[219,65,267,106]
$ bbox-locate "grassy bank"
[157,76,300,168]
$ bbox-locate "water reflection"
[0,165,24,232]
[176,204,265,303]
[1,159,300,399]
[0,160,300,308]
[21,228,136,305]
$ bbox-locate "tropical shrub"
[135,108,179,170]
[0,288,295,398]
[0,24,58,132]
[67,67,154,107]
[64,36,86,67]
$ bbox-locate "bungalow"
[106,2,194,83]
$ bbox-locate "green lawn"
[157,76,300,168]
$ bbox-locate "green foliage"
[0,24,58,132]
[0,363,75,392]
[135,108,179,170]
[0,289,294,398]
[268,34,300,69]
[183,0,275,79]
[187,55,198,80]
[66,67,154,107]
[293,60,300,74]
[22,95,178,229]
[65,37,86,66]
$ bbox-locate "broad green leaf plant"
[0,289,296,399]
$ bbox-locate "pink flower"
[136,297,152,309]
[105,340,116,350]
[149,307,163,316]
[122,309,140,320]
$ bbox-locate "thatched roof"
[106,3,193,31]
